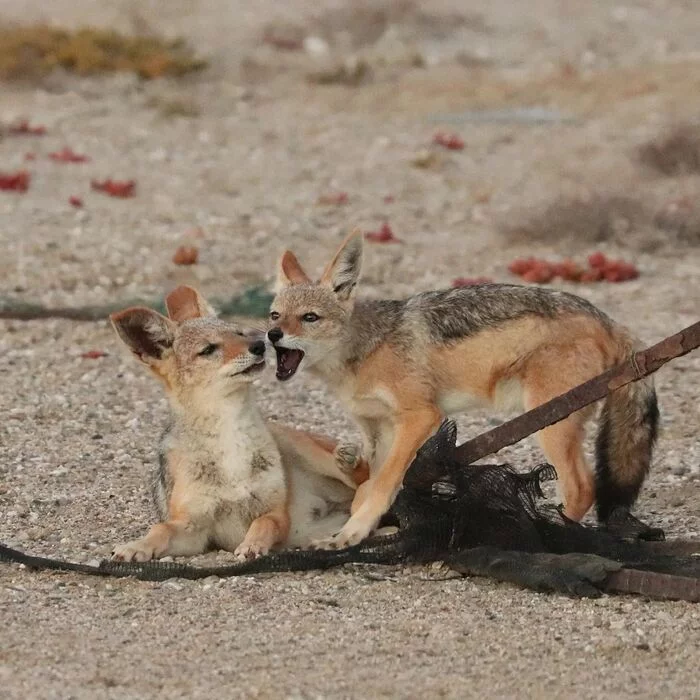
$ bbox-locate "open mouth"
[275,348,304,381]
[235,360,266,377]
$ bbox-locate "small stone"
[411,149,440,169]
[303,36,330,58]
[307,56,370,86]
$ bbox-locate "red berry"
[604,268,624,282]
[587,251,607,269]
[433,131,465,150]
[81,349,107,359]
[551,259,582,281]
[508,257,536,275]
[365,222,401,243]
[522,265,554,284]
[580,269,604,282]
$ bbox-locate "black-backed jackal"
[267,232,659,548]
[110,285,368,562]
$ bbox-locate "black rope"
[2,422,699,600]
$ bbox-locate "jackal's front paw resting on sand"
[234,541,270,561]
[111,539,159,562]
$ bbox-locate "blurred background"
[1,0,699,314]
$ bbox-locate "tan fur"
[269,232,655,548]
[237,504,291,559]
[110,285,368,563]
[270,424,369,487]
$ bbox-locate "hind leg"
[531,416,595,521]
[522,339,608,521]
[267,423,369,490]
[524,374,596,520]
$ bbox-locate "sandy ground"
[1,1,700,698]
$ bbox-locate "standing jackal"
[267,231,659,548]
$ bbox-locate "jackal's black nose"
[267,327,283,344]
[249,340,266,356]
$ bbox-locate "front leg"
[234,505,290,561]
[112,519,209,562]
[317,407,441,549]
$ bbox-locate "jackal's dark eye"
[198,343,219,357]
[302,312,320,323]
[269,311,280,321]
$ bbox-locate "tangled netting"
[2,421,699,600]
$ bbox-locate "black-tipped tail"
[595,380,659,524]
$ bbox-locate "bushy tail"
[595,377,659,523]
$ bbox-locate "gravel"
[1,1,699,698]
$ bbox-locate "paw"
[234,541,270,562]
[311,515,375,550]
[374,525,399,537]
[333,442,362,473]
[111,539,158,563]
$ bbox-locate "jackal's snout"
[267,327,283,344]
[248,339,266,356]
[222,335,266,379]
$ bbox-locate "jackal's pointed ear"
[319,229,363,301]
[165,285,216,323]
[110,307,176,363]
[275,250,311,292]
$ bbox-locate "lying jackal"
[110,285,367,562]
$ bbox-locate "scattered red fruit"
[24,152,36,161]
[49,147,89,163]
[8,120,46,136]
[508,257,537,275]
[91,179,136,198]
[317,192,349,206]
[452,277,493,287]
[552,259,584,282]
[522,265,554,284]
[509,253,639,284]
[433,131,465,150]
[172,245,199,265]
[81,350,108,359]
[580,268,604,282]
[364,222,401,243]
[0,170,30,192]
[587,251,607,269]
[69,195,83,208]
[603,260,639,281]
